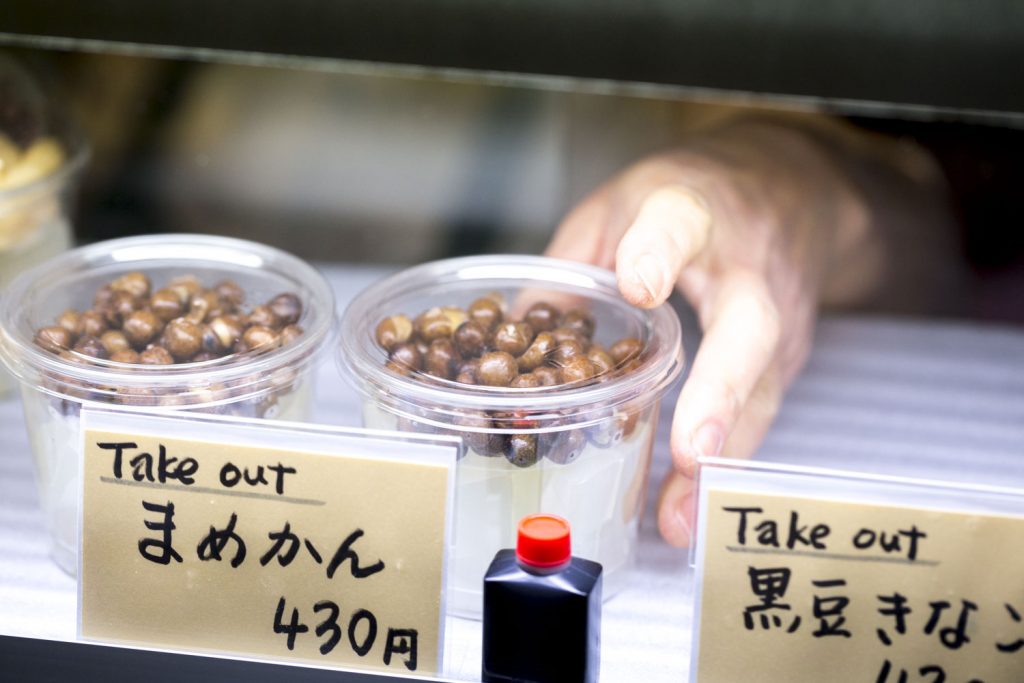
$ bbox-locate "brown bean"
[106,291,140,326]
[100,330,131,354]
[505,434,539,468]
[167,275,202,301]
[140,345,174,365]
[454,320,488,357]
[199,324,225,354]
[245,304,279,330]
[477,351,517,387]
[93,285,115,309]
[389,342,423,372]
[110,349,141,364]
[56,309,80,334]
[425,338,458,380]
[454,413,505,457]
[611,337,643,365]
[517,331,555,371]
[151,288,184,322]
[214,280,245,307]
[210,315,245,349]
[533,366,560,387]
[561,308,595,339]
[415,307,454,341]
[441,306,468,331]
[281,324,304,346]
[123,310,162,348]
[468,296,503,332]
[77,310,108,338]
[551,339,585,366]
[385,359,411,376]
[164,319,204,361]
[551,326,586,347]
[111,271,151,299]
[524,302,560,333]
[242,325,280,352]
[491,321,534,357]
[73,335,108,359]
[510,373,541,389]
[375,314,413,351]
[587,345,615,375]
[269,292,303,326]
[559,356,597,384]
[34,326,73,353]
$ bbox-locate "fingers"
[657,469,697,547]
[657,370,782,548]
[670,270,781,476]
[615,186,711,308]
[545,185,616,268]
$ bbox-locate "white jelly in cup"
[338,255,683,617]
[0,234,335,574]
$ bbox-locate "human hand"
[546,119,867,546]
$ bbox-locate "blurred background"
[1,0,1022,320]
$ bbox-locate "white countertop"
[2,265,1023,681]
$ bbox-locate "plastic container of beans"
[0,234,335,574]
[338,255,683,617]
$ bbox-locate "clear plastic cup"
[338,255,684,617]
[0,234,335,574]
[0,136,88,397]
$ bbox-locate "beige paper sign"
[696,488,1024,682]
[80,419,454,676]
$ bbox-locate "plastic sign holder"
[690,456,1024,683]
[77,408,459,678]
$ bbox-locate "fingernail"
[632,253,664,303]
[692,422,724,459]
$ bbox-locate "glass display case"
[0,3,1023,681]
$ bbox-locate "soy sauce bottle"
[482,514,602,683]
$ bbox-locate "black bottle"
[482,514,602,683]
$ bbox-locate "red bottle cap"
[516,514,571,569]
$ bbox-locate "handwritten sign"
[694,471,1024,683]
[78,410,457,676]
